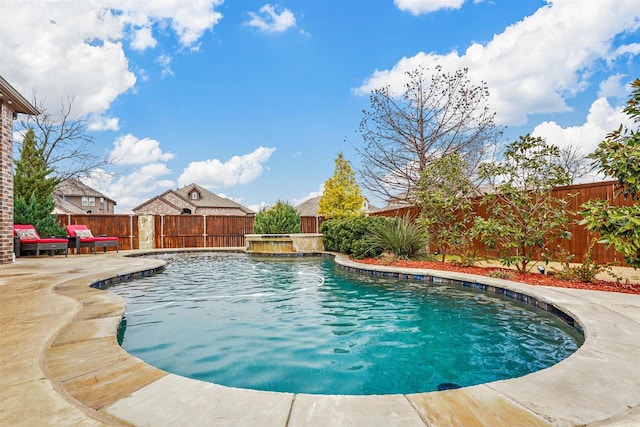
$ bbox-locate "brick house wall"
[1,76,39,264]
[134,198,187,215]
[163,192,194,213]
[0,101,14,264]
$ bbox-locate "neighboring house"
[133,183,254,216]
[295,196,379,217]
[1,75,39,264]
[53,178,117,214]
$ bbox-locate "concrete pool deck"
[1,250,640,426]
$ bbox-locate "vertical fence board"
[300,216,326,233]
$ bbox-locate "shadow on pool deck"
[1,249,640,426]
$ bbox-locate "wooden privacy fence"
[57,214,256,249]
[56,214,319,250]
[56,180,636,264]
[300,216,327,234]
[155,215,254,248]
[370,180,636,266]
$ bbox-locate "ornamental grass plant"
[368,216,429,260]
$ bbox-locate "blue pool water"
[111,252,583,395]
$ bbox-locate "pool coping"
[2,249,640,426]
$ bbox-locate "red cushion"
[93,236,118,242]
[26,237,68,244]
[66,225,117,241]
[79,236,118,242]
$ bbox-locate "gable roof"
[295,196,321,216]
[295,196,379,216]
[175,183,254,214]
[52,194,88,214]
[54,178,116,204]
[133,183,254,214]
[132,189,190,213]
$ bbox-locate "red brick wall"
[0,102,15,264]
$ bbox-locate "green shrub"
[321,216,388,259]
[253,200,300,234]
[368,216,429,260]
[14,193,64,236]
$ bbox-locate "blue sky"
[1,0,639,213]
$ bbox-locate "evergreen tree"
[14,193,64,237]
[253,200,301,234]
[14,128,64,236]
[319,153,365,219]
[14,128,59,202]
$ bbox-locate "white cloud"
[131,26,157,51]
[109,134,175,164]
[598,74,630,99]
[88,114,120,131]
[532,97,633,157]
[394,0,465,15]
[248,202,270,213]
[612,42,640,58]
[139,162,173,176]
[0,1,223,117]
[355,0,640,126]
[178,146,276,188]
[160,1,223,46]
[89,163,174,213]
[155,54,174,77]
[245,4,296,33]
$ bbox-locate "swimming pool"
[110,252,583,395]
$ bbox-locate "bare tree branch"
[17,92,112,181]
[556,141,596,183]
[355,66,503,204]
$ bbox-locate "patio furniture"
[13,224,69,257]
[65,225,119,254]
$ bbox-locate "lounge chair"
[13,224,69,257]
[66,224,119,254]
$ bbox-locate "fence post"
[129,215,134,250]
[138,214,155,250]
[203,215,207,248]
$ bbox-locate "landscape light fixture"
[537,265,546,274]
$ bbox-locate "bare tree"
[556,141,596,183]
[356,66,503,204]
[17,93,111,181]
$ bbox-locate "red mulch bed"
[355,258,640,295]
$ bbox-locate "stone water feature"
[245,234,324,254]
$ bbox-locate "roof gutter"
[0,75,39,116]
